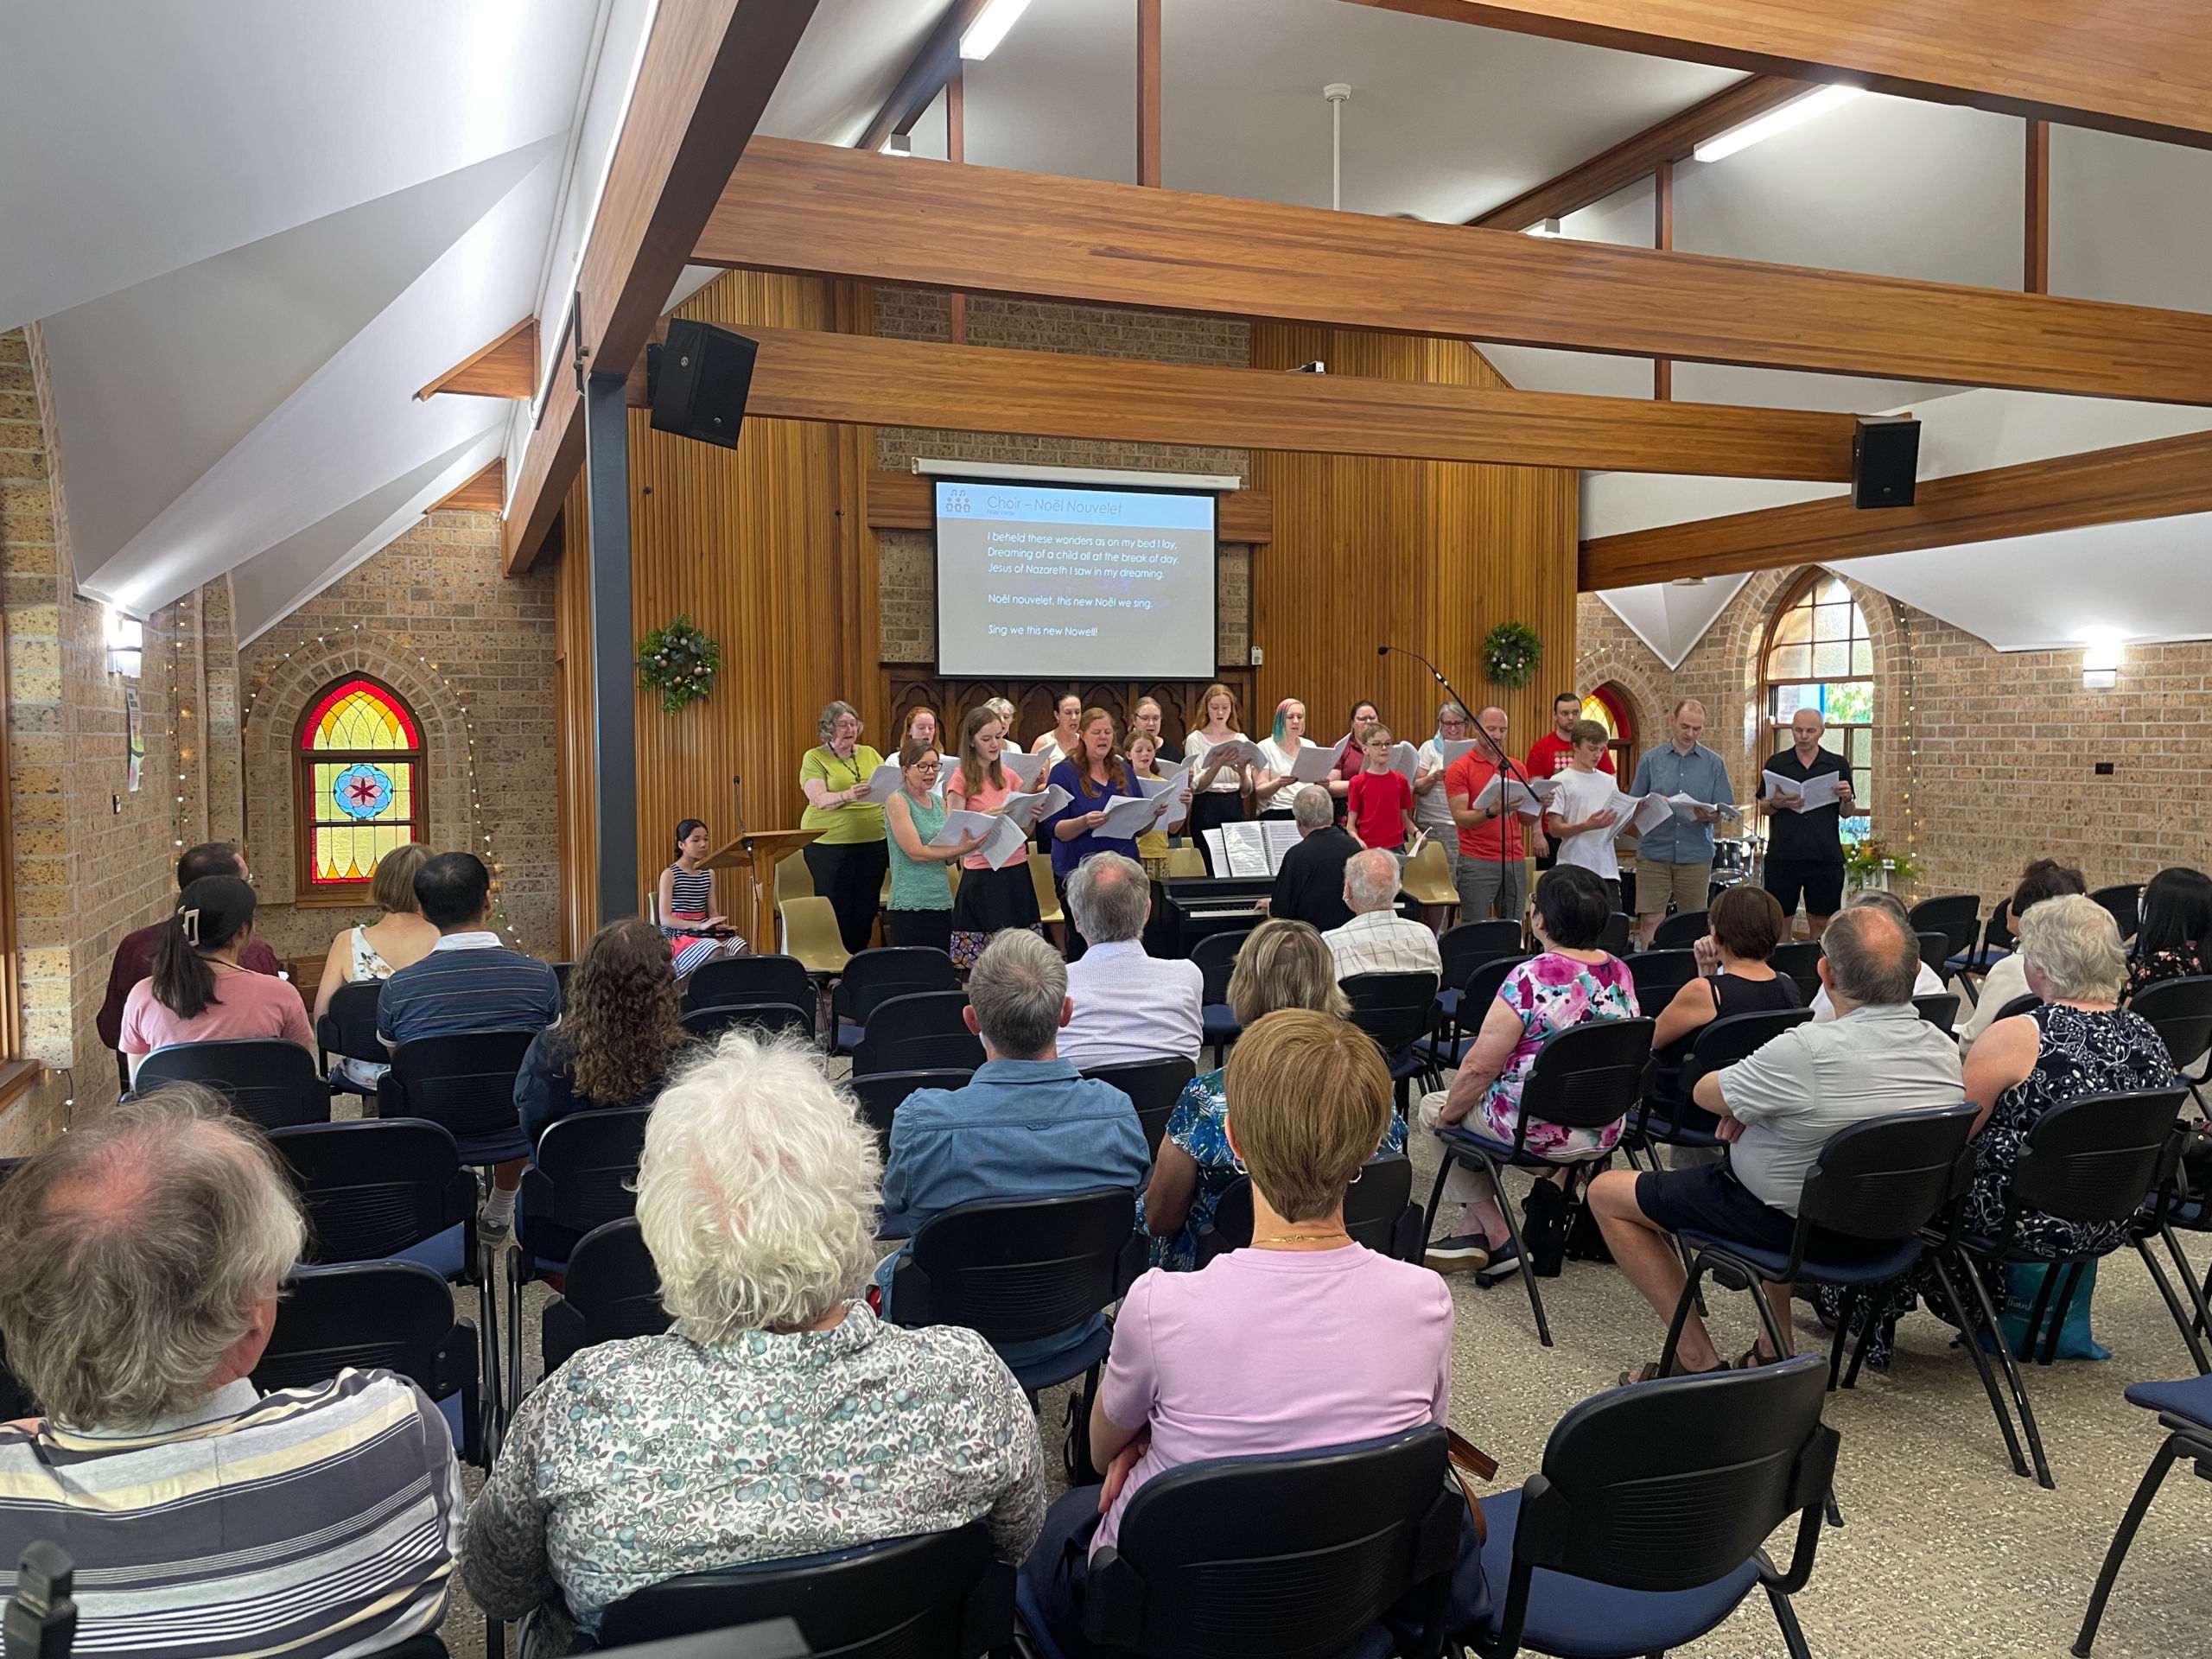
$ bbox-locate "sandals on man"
[1618,1344,1778,1386]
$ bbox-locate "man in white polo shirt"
[1056,854,1203,1070]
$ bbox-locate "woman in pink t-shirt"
[1019,1008,1479,1656]
[119,874,313,1083]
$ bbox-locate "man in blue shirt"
[876,929,1148,1376]
[1628,700,1736,949]
[378,851,559,1238]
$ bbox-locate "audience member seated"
[118,874,315,1083]
[462,1033,1045,1656]
[1266,784,1360,932]
[379,850,561,1240]
[1650,883,1801,1102]
[1020,1010,1469,1659]
[1586,905,1963,1378]
[876,930,1150,1371]
[1146,920,1404,1270]
[517,918,693,1147]
[1058,853,1203,1070]
[1955,858,2086,1051]
[98,841,282,1059]
[1807,889,1942,1020]
[0,1087,462,1657]
[309,842,436,1089]
[1322,849,1444,981]
[1417,864,1637,1275]
[2126,865,2212,998]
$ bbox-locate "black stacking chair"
[133,1039,330,1130]
[1192,930,1249,1065]
[1071,1427,1461,1659]
[851,1068,973,1162]
[1197,1152,1424,1267]
[1437,919,1526,1026]
[1943,1087,2188,1488]
[1342,971,1442,1112]
[684,952,816,1017]
[1916,930,1951,979]
[315,979,385,1097]
[1651,909,1708,950]
[2073,1372,2212,1656]
[1770,939,1825,1003]
[1990,992,2043,1024]
[888,1190,1147,1395]
[1629,1007,1811,1169]
[833,947,961,1052]
[2126,976,2212,1113]
[1625,948,1700,1015]
[379,1029,537,1170]
[270,1118,479,1276]
[1424,1018,1656,1346]
[539,1217,671,1377]
[681,1000,815,1043]
[2133,1125,2212,1375]
[1082,1055,1198,1160]
[551,961,575,1003]
[1420,952,1530,1070]
[1949,907,2013,1005]
[2091,883,2143,943]
[1910,893,1982,974]
[508,1108,651,1409]
[1914,992,1961,1033]
[1459,1358,1837,1659]
[852,991,983,1076]
[601,1523,1009,1658]
[1599,912,1633,956]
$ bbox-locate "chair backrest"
[1912,992,1961,1033]
[318,980,385,1065]
[682,1000,816,1043]
[1796,1103,1980,1241]
[1518,1018,1656,1133]
[1459,951,1534,1022]
[134,1039,331,1130]
[1504,1357,1834,1606]
[531,1107,651,1235]
[1028,852,1065,925]
[1341,971,1439,1056]
[541,1217,671,1375]
[1686,1007,1813,1080]
[685,953,817,1014]
[1400,839,1456,906]
[1199,1152,1418,1265]
[1992,993,2042,1023]
[1651,910,1709,950]
[269,1119,473,1264]
[2009,1087,2191,1226]
[1908,893,1981,959]
[1600,912,1633,956]
[891,1190,1147,1343]
[2090,883,2142,943]
[2126,975,2212,1070]
[775,852,815,902]
[1081,1056,1198,1159]
[1191,930,1251,1006]
[849,1069,973,1157]
[382,1029,537,1141]
[780,895,849,975]
[1770,939,1824,1002]
[1084,1427,1461,1659]
[1166,846,1207,877]
[1627,949,1700,1012]
[552,961,575,1003]
[598,1524,1010,1659]
[852,991,984,1076]
[1438,919,1525,990]
[838,949,962,1025]
[1915,930,1949,977]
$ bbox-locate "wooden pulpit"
[705,829,821,956]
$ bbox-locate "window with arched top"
[296,676,424,902]
[1762,573,1873,839]
[1581,685,1636,776]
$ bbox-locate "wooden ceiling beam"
[416,317,537,401]
[1471,75,1808,232]
[700,140,2212,404]
[856,0,995,153]
[505,0,820,575]
[645,325,1859,479]
[1344,0,2212,149]
[1576,428,2212,589]
[426,458,506,515]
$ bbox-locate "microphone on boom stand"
[1379,645,1534,923]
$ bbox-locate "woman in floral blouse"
[460,1033,1045,1656]
[1142,920,1404,1271]
[2124,865,2212,1001]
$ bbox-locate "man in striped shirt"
[378,851,561,1238]
[0,1088,463,1658]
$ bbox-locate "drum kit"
[1708,834,1764,901]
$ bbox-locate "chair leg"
[2071,1436,2183,1657]
[1959,1249,2055,1488]
[2138,1237,2212,1374]
[1826,1288,1859,1391]
[504,1245,525,1443]
[1928,1249,2031,1480]
[1764,1582,1815,1659]
[1840,1300,1884,1392]
[1421,1154,1454,1250]
[2017,1261,2060,1367]
[2037,1261,2088,1368]
[1750,1275,1793,1363]
[2164,1224,2212,1358]
[1483,1156,1552,1347]
[1657,1261,1707,1379]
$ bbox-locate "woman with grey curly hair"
[461,1030,1046,1656]
[799,699,891,952]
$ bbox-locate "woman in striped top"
[658,820,743,976]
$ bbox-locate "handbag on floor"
[1522,1178,1570,1278]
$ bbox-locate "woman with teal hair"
[1253,697,1321,819]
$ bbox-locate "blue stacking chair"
[2072,1372,2212,1656]
[1192,931,1249,1066]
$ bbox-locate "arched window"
[1581,684,1636,776]
[296,676,424,901]
[1762,573,1873,838]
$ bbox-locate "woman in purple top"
[1018,1008,1476,1658]
[1042,709,1144,877]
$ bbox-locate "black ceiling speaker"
[648,318,758,449]
[1852,416,1920,509]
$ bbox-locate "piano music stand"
[704,830,822,957]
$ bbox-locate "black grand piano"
[1151,875,1273,957]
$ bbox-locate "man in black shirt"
[1267,785,1359,932]
[1758,709,1855,938]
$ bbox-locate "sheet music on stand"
[1260,818,1303,871]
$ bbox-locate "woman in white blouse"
[1252,697,1329,819]
[1182,683,1255,873]
[1031,694,1084,770]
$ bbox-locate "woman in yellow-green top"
[799,700,889,952]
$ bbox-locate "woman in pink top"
[944,703,1044,969]
[1019,1008,1479,1657]
[119,875,314,1082]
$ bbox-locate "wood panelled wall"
[551,471,597,957]
[1248,327,1578,752]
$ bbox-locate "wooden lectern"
[705,830,821,957]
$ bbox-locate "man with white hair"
[0,1088,463,1658]
[1323,849,1444,982]
[1058,853,1203,1070]
[1267,783,1361,931]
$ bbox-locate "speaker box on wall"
[1852,416,1920,509]
[648,318,759,449]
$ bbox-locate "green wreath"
[1480,620,1543,690]
[636,614,723,715]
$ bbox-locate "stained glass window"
[1763,573,1874,841]
[296,677,423,896]
[1581,685,1635,776]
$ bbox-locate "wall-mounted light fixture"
[2080,630,2122,690]
[105,610,143,679]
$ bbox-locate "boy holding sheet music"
[1542,721,1631,913]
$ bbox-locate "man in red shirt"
[99,842,283,1063]
[1524,691,1613,870]
[1447,706,1531,920]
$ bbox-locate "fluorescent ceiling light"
[960,0,1032,60]
[1527,217,1562,238]
[1694,85,1866,163]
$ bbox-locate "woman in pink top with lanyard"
[944,703,1046,969]
[118,875,313,1082]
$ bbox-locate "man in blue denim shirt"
[876,929,1148,1376]
[1627,700,1737,949]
